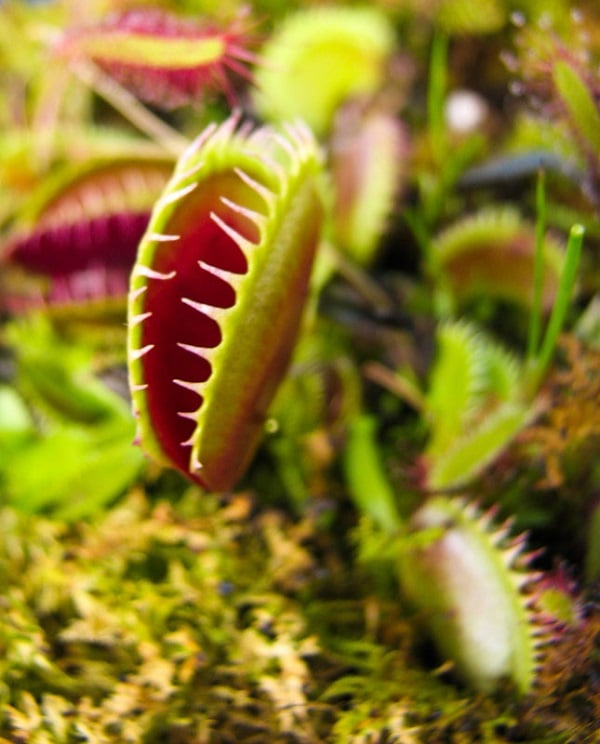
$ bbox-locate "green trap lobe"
[138,171,266,478]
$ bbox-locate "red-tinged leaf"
[58,9,258,109]
[128,115,325,490]
[2,158,172,313]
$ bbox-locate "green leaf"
[479,339,521,404]
[253,6,394,136]
[3,417,143,519]
[427,402,532,490]
[425,322,485,457]
[343,414,402,532]
[553,61,600,155]
[0,385,34,436]
[398,497,538,694]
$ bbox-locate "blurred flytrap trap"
[0,1,599,742]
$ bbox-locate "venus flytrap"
[2,154,172,323]
[329,103,408,268]
[340,335,549,694]
[431,206,565,316]
[128,113,325,491]
[406,174,583,491]
[415,215,583,491]
[343,209,583,693]
[342,405,545,695]
[251,5,407,281]
[57,8,258,111]
[340,324,561,696]
[397,497,543,694]
[422,321,534,491]
[253,6,396,138]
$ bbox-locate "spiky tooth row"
[197,258,243,289]
[398,496,543,694]
[57,10,258,110]
[127,113,325,489]
[133,264,177,281]
[167,179,263,416]
[233,167,278,209]
[146,232,180,242]
[432,206,565,310]
[208,210,257,253]
[2,156,174,316]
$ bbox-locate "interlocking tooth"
[177,408,202,421]
[510,572,533,591]
[197,259,243,283]
[237,118,255,139]
[257,154,286,185]
[289,121,319,156]
[214,109,242,143]
[283,120,312,148]
[159,181,198,207]
[173,378,203,394]
[130,344,154,360]
[190,452,204,473]
[195,380,209,396]
[181,296,217,316]
[220,196,266,230]
[176,122,218,168]
[131,383,148,392]
[210,211,256,252]
[134,264,177,281]
[177,341,214,357]
[130,311,152,327]
[129,285,147,302]
[272,131,299,160]
[501,544,524,568]
[180,297,230,323]
[147,232,180,242]
[234,167,277,209]
[171,161,205,186]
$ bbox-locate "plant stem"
[538,224,583,368]
[526,224,584,394]
[71,60,189,157]
[428,31,448,164]
[527,168,547,361]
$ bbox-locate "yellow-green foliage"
[423,322,531,490]
[253,6,395,136]
[553,60,600,155]
[435,0,506,34]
